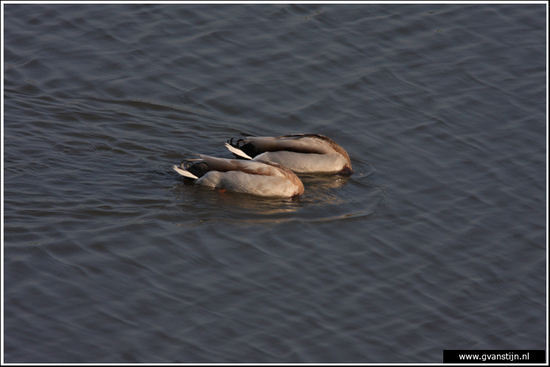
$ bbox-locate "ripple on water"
[170,158,386,226]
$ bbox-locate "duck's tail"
[224,142,253,160]
[173,164,199,179]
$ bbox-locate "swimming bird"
[225,134,353,175]
[173,155,304,198]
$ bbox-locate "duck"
[225,134,353,175]
[173,154,304,198]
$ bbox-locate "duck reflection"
[298,173,351,205]
[174,170,352,218]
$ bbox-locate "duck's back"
[256,151,349,173]
[198,170,302,197]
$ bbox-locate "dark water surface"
[3,3,546,363]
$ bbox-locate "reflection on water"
[171,165,386,226]
[172,177,303,216]
[300,172,351,190]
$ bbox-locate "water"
[3,3,546,363]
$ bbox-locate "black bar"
[443,350,546,363]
